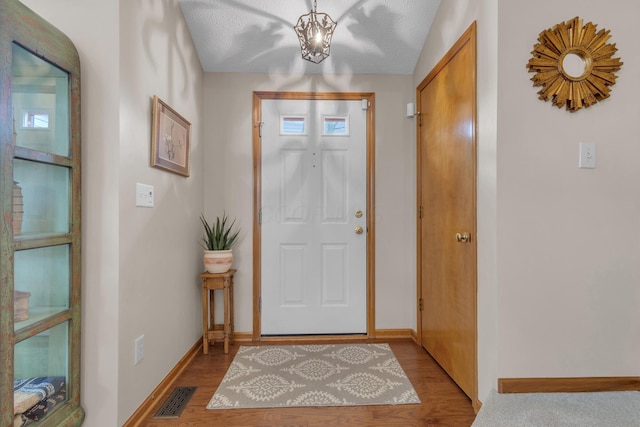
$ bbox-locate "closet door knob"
[455,232,470,243]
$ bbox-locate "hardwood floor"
[138,339,477,427]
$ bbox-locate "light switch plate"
[136,183,154,207]
[579,142,596,169]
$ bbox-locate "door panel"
[417,23,477,403]
[261,99,367,335]
[321,244,347,304]
[322,149,348,222]
[281,244,305,305]
[281,150,307,222]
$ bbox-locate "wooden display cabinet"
[0,0,84,425]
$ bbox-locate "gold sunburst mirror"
[527,17,623,112]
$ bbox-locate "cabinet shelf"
[14,233,72,248]
[15,306,68,334]
[14,145,73,166]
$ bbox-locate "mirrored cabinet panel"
[1,0,84,425]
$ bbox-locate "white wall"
[21,0,204,425]
[413,0,499,404]
[203,73,416,334]
[117,1,204,424]
[497,1,640,378]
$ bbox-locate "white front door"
[261,98,367,335]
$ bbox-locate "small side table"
[200,269,235,354]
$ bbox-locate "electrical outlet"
[135,335,144,365]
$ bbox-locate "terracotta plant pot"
[203,249,233,273]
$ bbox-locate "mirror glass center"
[562,52,587,78]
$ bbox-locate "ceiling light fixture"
[293,0,337,64]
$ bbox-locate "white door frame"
[252,91,376,341]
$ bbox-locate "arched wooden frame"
[527,16,623,112]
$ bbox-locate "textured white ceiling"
[178,0,441,74]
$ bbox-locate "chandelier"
[293,0,337,64]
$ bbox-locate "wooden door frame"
[252,91,376,341]
[415,22,479,409]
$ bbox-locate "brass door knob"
[455,232,470,243]
[355,226,364,234]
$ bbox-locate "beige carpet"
[207,343,420,409]
[472,389,640,427]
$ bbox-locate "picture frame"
[151,95,191,176]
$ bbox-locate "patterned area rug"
[207,343,421,409]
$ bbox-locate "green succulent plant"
[200,212,240,250]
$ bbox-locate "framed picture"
[151,95,191,176]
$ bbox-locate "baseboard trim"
[374,329,415,340]
[260,335,370,344]
[123,339,202,427]
[246,329,415,344]
[233,332,254,342]
[498,377,640,394]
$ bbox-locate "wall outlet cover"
[135,335,144,365]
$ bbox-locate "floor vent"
[154,386,197,419]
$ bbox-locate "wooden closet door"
[417,22,478,405]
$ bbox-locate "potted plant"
[200,212,240,273]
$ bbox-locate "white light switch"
[136,183,154,207]
[579,142,596,169]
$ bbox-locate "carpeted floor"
[207,343,420,410]
[472,389,640,427]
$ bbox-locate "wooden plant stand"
[199,269,235,354]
